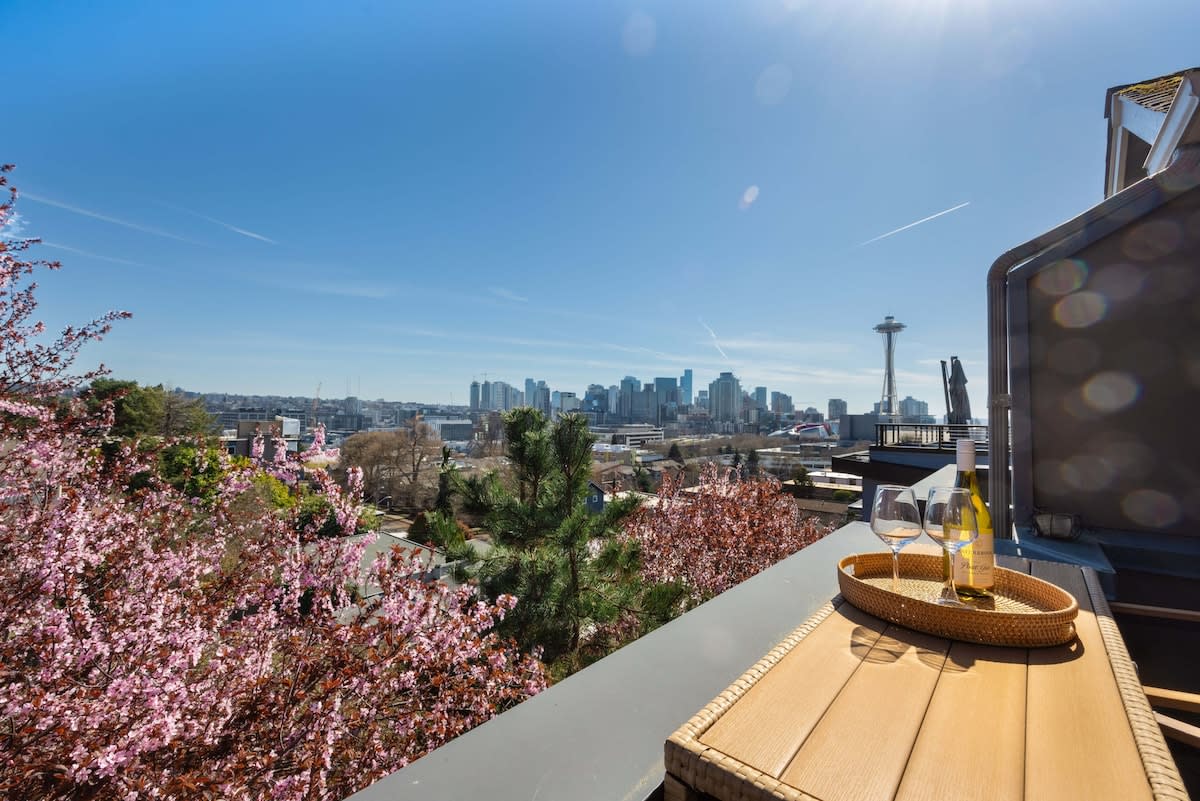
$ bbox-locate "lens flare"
[1122,489,1181,529]
[1059,454,1116,492]
[739,185,760,210]
[1034,259,1088,296]
[1081,371,1141,413]
[1053,291,1107,328]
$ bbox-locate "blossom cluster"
[629,462,832,604]
[0,168,546,800]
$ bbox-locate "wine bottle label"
[954,530,994,588]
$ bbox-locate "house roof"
[1105,68,1197,117]
[1114,75,1184,113]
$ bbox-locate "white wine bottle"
[946,438,994,597]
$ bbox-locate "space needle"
[874,315,906,420]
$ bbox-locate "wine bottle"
[945,438,994,597]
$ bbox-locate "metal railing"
[875,423,988,449]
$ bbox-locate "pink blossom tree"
[0,167,545,801]
[629,462,832,607]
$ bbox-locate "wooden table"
[665,556,1190,801]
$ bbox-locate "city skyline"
[7,1,1195,415]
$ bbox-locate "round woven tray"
[838,552,1079,647]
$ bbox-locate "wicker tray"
[838,552,1079,647]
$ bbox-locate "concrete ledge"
[348,522,880,801]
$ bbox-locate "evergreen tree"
[85,379,214,438]
[456,409,641,670]
[667,442,683,462]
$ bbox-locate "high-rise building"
[898,395,929,418]
[679,369,693,406]
[697,389,709,411]
[619,376,639,422]
[828,398,848,422]
[584,385,608,413]
[469,381,481,411]
[709,372,742,422]
[492,381,517,411]
[754,386,768,410]
[524,378,536,405]
[480,381,492,411]
[654,377,679,420]
[608,385,620,414]
[771,391,794,415]
[534,381,551,416]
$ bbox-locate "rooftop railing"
[874,422,988,449]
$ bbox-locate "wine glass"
[923,486,979,606]
[870,485,922,592]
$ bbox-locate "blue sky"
[5,0,1198,414]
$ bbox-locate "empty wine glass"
[923,486,979,606]
[870,485,922,592]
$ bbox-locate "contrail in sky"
[699,318,729,361]
[41,241,149,267]
[23,193,199,244]
[160,202,276,244]
[857,201,970,247]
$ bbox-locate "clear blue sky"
[5,0,1198,414]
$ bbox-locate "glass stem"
[891,549,900,593]
[944,546,957,600]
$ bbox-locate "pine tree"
[456,409,642,670]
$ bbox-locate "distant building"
[480,381,492,411]
[898,395,929,418]
[618,376,639,422]
[584,385,609,415]
[426,417,474,441]
[802,407,823,423]
[215,408,273,430]
[839,413,880,443]
[770,391,794,415]
[491,380,519,411]
[655,377,679,421]
[585,480,607,514]
[533,381,551,416]
[557,391,579,415]
[591,424,665,447]
[828,398,848,422]
[224,416,301,458]
[679,369,693,406]
[754,386,767,410]
[696,389,709,411]
[708,372,742,423]
[469,381,481,411]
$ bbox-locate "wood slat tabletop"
[665,556,1190,801]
